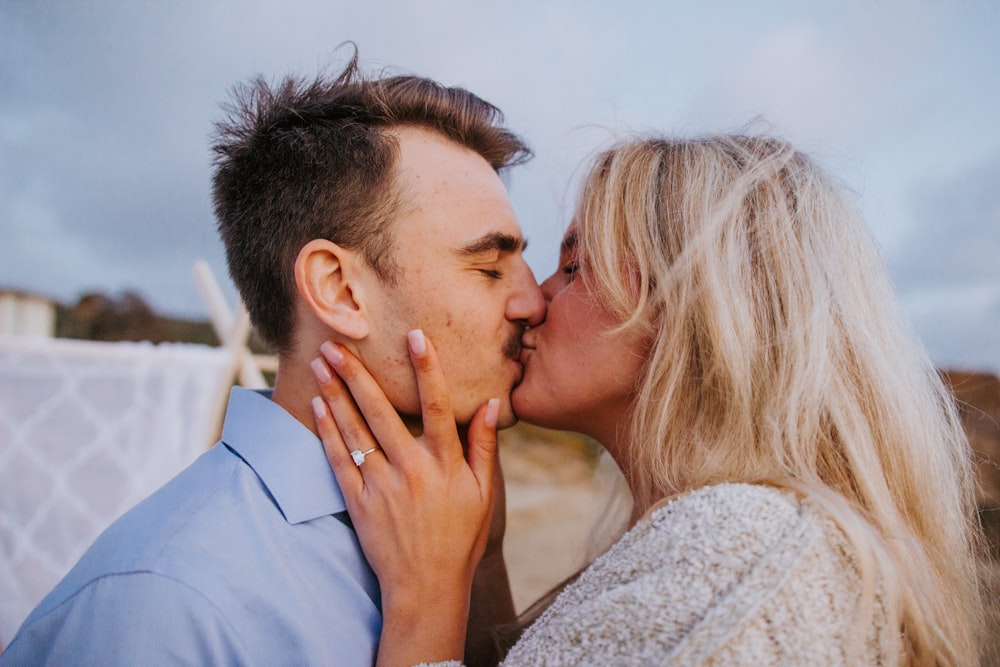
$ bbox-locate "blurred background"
[2,0,998,372]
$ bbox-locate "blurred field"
[940,370,1000,665]
[498,422,628,612]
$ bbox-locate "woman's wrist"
[381,580,472,621]
[377,588,471,667]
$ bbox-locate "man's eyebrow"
[456,232,528,256]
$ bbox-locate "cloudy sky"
[2,0,998,371]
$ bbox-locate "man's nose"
[508,263,546,327]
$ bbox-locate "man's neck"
[271,358,321,437]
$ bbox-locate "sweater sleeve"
[501,483,879,667]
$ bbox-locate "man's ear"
[294,239,370,340]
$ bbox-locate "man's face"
[358,127,545,428]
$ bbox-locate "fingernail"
[311,358,332,384]
[485,398,500,427]
[320,341,344,366]
[407,329,426,356]
[311,396,327,419]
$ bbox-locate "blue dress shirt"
[1,388,382,665]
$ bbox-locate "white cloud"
[891,151,1000,290]
[901,285,1000,373]
[888,150,1000,371]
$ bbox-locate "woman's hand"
[310,329,500,667]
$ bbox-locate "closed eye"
[479,268,503,279]
[561,264,579,277]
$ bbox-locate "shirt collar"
[220,386,347,524]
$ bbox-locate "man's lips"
[503,331,522,360]
[511,328,534,382]
[518,330,536,366]
[520,326,537,351]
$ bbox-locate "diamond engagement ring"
[350,447,378,467]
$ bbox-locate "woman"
[311,134,983,665]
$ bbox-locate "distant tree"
[56,291,218,345]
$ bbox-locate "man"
[0,53,543,665]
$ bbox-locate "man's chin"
[486,396,517,431]
[496,411,519,430]
[452,402,516,432]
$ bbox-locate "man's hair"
[572,133,983,664]
[211,49,531,354]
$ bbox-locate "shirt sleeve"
[1,572,250,666]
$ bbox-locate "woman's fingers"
[315,331,497,493]
[318,341,411,463]
[311,355,383,463]
[406,329,463,462]
[311,392,363,499]
[466,398,500,494]
[407,328,499,489]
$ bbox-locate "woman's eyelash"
[562,264,579,276]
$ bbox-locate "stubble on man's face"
[354,127,540,429]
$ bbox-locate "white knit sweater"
[423,482,898,666]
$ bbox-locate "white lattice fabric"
[0,336,235,644]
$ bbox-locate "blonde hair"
[575,134,983,665]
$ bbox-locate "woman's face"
[512,224,648,445]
